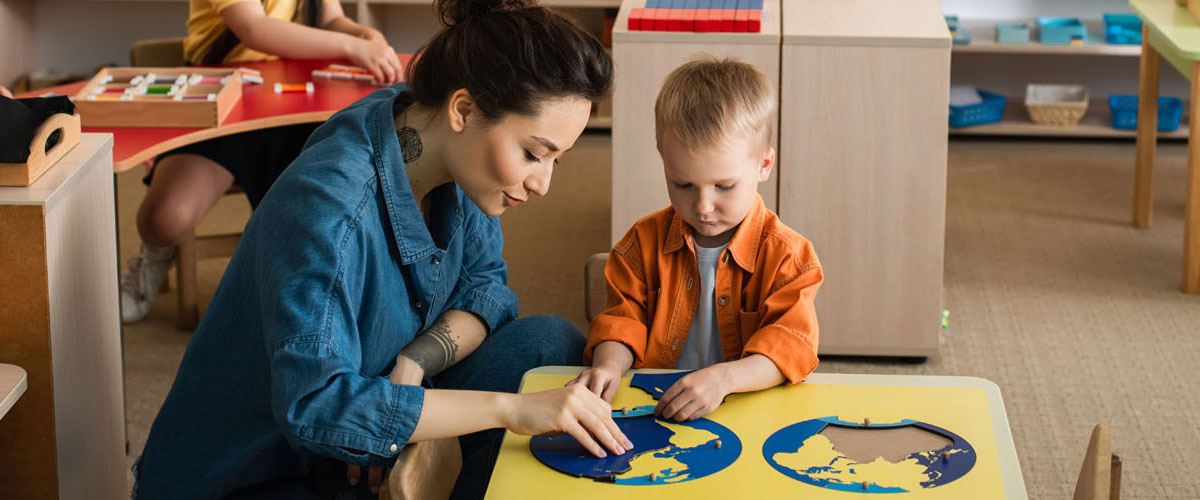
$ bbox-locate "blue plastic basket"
[949,90,1007,128]
[1104,13,1142,44]
[1108,95,1183,131]
[1038,17,1087,44]
[996,22,1030,44]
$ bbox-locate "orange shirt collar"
[663,194,766,273]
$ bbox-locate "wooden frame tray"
[0,113,82,187]
[73,67,243,128]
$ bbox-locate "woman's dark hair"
[406,0,614,120]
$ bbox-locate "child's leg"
[136,153,235,247]
[120,154,234,324]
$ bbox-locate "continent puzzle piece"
[529,406,741,485]
[629,370,695,399]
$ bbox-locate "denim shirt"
[134,85,519,499]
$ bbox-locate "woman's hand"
[347,37,403,85]
[655,364,731,421]
[566,364,623,404]
[505,384,633,458]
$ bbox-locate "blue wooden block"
[995,22,1030,44]
[1037,17,1087,45]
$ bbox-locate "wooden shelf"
[951,19,1142,56]
[950,98,1189,139]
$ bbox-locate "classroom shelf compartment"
[950,19,1142,56]
[949,97,1190,139]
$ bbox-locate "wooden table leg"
[1135,26,1160,229]
[1185,64,1200,294]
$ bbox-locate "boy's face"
[659,128,774,247]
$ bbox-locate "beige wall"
[0,0,35,88]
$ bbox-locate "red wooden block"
[748,9,761,32]
[694,9,709,32]
[654,8,670,31]
[734,8,749,32]
[683,7,696,32]
[668,9,684,32]
[721,8,735,32]
[628,8,645,30]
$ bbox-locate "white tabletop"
[0,364,28,421]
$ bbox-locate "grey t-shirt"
[675,243,728,370]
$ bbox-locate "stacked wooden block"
[627,0,764,33]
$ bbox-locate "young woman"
[120,0,404,323]
[134,1,624,499]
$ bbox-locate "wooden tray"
[0,113,82,187]
[73,67,243,128]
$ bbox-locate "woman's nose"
[525,163,552,197]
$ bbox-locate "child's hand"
[348,37,403,85]
[655,365,731,421]
[566,364,623,404]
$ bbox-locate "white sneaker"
[120,244,175,324]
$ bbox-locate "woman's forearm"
[408,389,513,442]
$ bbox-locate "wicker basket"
[1026,84,1089,126]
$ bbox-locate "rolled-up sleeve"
[742,238,823,384]
[256,187,424,466]
[445,213,519,333]
[585,233,651,366]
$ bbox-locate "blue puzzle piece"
[629,370,695,400]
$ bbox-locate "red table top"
[19,56,412,172]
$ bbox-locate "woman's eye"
[674,182,693,189]
[525,150,541,163]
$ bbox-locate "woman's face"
[447,96,593,216]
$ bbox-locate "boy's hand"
[567,364,623,404]
[656,364,731,421]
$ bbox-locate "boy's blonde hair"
[655,55,775,152]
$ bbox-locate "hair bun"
[436,0,536,26]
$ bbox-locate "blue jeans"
[434,314,584,500]
[224,314,583,500]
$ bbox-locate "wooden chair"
[584,253,610,322]
[130,37,243,329]
[382,438,462,500]
[1073,424,1122,500]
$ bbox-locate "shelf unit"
[948,17,1189,139]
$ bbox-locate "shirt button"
[389,443,399,453]
[718,296,729,306]
[686,278,693,290]
[432,257,441,265]
[415,301,424,309]
[723,253,730,263]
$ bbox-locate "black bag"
[0,95,75,163]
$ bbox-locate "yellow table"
[0,364,27,421]
[1130,0,1200,293]
[485,367,1027,499]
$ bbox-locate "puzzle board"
[485,368,1025,499]
[73,67,244,128]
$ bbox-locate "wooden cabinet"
[0,134,126,499]
[778,0,951,357]
[610,0,782,243]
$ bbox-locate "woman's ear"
[447,88,474,133]
[758,146,776,183]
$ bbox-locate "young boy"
[572,56,823,422]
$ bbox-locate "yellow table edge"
[510,366,1028,499]
[1132,0,1200,63]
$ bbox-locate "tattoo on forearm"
[399,318,458,377]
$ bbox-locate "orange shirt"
[585,195,823,384]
